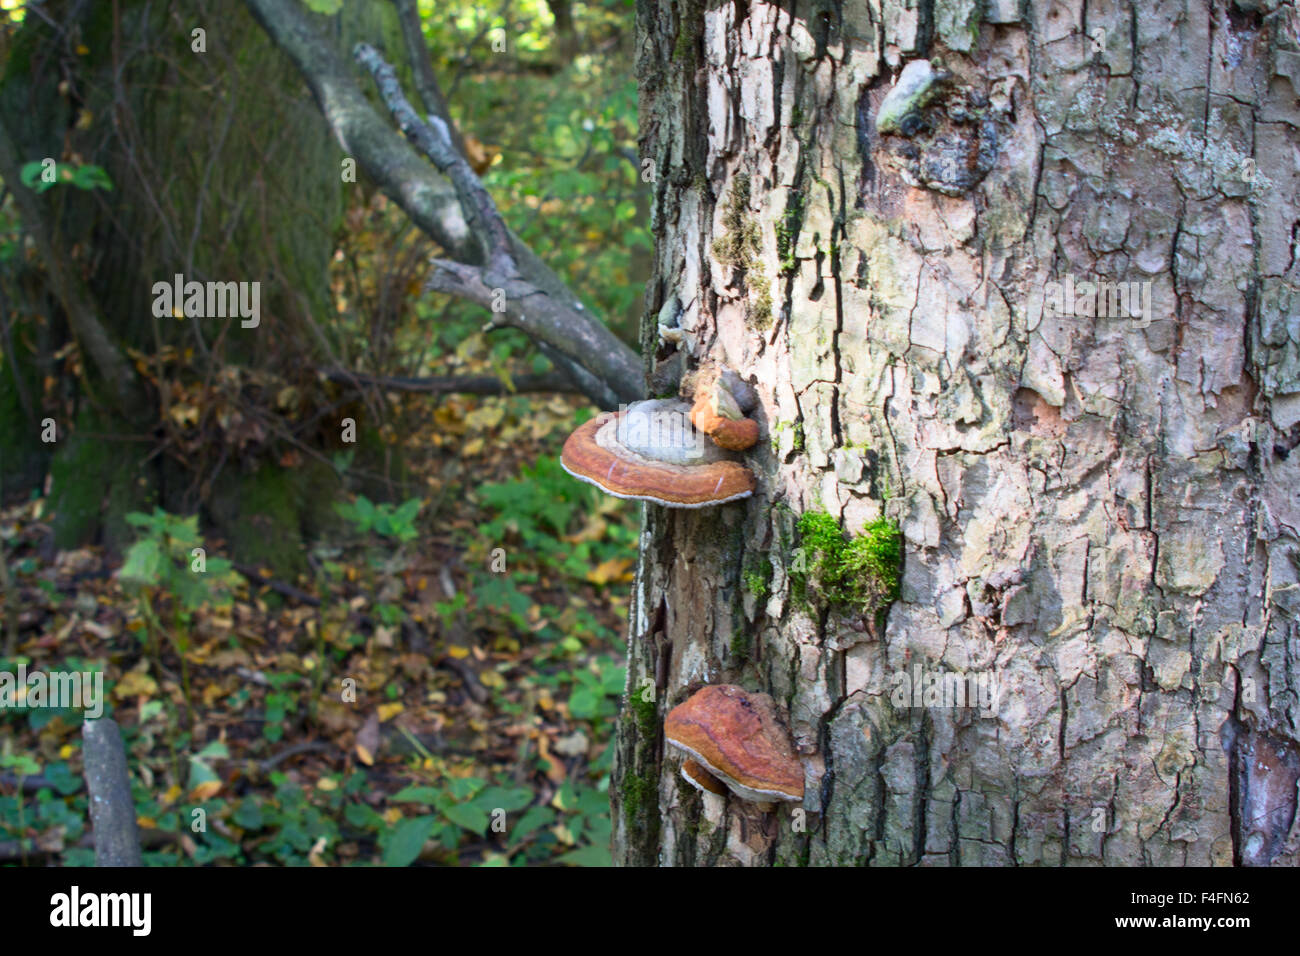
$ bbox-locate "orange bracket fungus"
[680,758,729,795]
[689,379,760,451]
[664,684,804,805]
[560,399,755,507]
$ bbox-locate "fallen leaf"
[355,712,381,766]
[586,557,633,586]
[189,779,222,802]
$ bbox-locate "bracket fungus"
[681,366,762,452]
[560,399,755,507]
[680,758,729,795]
[665,684,804,805]
[690,380,760,451]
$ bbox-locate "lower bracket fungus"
[665,684,804,806]
[560,399,755,507]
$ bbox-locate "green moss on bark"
[46,408,154,550]
[618,690,662,848]
[791,510,902,622]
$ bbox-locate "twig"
[354,43,515,278]
[390,0,468,157]
[258,740,330,772]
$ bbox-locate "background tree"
[0,0,642,573]
[614,0,1300,866]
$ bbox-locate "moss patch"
[776,191,804,276]
[618,691,662,845]
[206,460,341,581]
[46,408,154,550]
[711,174,775,331]
[791,510,902,622]
[743,554,774,602]
[711,174,761,268]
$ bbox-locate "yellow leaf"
[59,744,74,759]
[189,780,222,803]
[169,403,200,427]
[447,645,470,659]
[586,557,633,586]
[137,816,158,830]
[113,666,158,700]
[377,702,404,722]
[355,743,374,766]
[316,777,338,791]
[478,671,505,689]
[160,784,184,807]
[76,44,89,55]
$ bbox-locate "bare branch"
[242,0,474,258]
[354,43,514,277]
[243,0,644,407]
[390,0,467,157]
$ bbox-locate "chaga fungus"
[665,684,804,805]
[560,399,755,507]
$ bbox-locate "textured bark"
[614,0,1300,866]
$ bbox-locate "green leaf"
[390,785,442,805]
[506,806,555,847]
[555,843,612,867]
[567,687,600,719]
[344,803,383,829]
[381,815,435,867]
[196,740,229,760]
[445,777,485,801]
[19,160,46,189]
[233,799,265,830]
[187,756,218,787]
[43,761,82,795]
[443,802,490,835]
[471,786,534,814]
[119,539,164,587]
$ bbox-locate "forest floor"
[0,388,636,866]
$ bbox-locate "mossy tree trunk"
[614,0,1300,866]
[0,1,410,568]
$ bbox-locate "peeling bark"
[615,0,1300,867]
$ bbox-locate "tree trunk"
[614,0,1300,866]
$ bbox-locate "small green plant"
[120,509,238,712]
[791,510,902,622]
[333,495,423,542]
[19,159,113,194]
[743,556,773,601]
